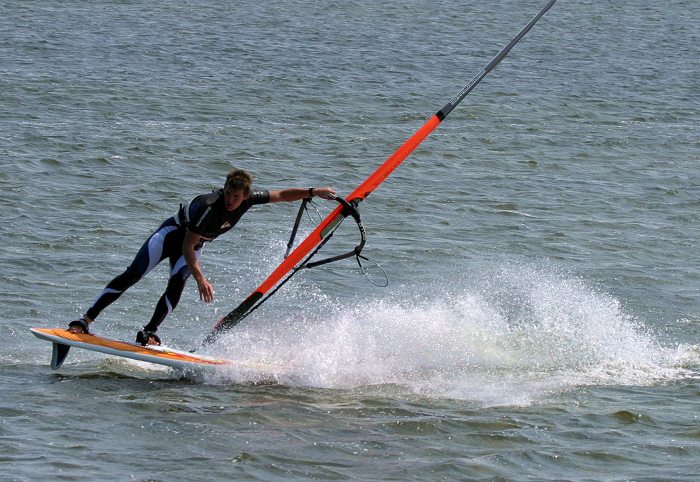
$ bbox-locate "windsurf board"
[31,327,232,370]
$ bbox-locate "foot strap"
[68,318,90,334]
[136,329,161,346]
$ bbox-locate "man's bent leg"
[137,238,196,345]
[142,269,189,334]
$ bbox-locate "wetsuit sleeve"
[247,189,270,205]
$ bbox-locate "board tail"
[51,342,71,370]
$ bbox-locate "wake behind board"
[30,328,231,370]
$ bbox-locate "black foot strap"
[136,329,161,346]
[68,318,90,334]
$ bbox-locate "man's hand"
[197,278,215,303]
[312,186,336,200]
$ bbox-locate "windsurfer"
[68,168,335,345]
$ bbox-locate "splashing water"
[203,262,699,406]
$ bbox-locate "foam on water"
[205,261,699,406]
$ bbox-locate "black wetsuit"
[85,189,270,333]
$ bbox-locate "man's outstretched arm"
[268,187,336,203]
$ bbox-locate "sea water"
[1,0,699,480]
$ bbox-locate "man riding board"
[68,168,335,345]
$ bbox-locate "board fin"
[51,342,71,370]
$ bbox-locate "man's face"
[224,186,247,211]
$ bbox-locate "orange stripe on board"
[37,328,227,365]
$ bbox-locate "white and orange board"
[30,327,230,370]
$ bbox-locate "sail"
[202,0,557,346]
